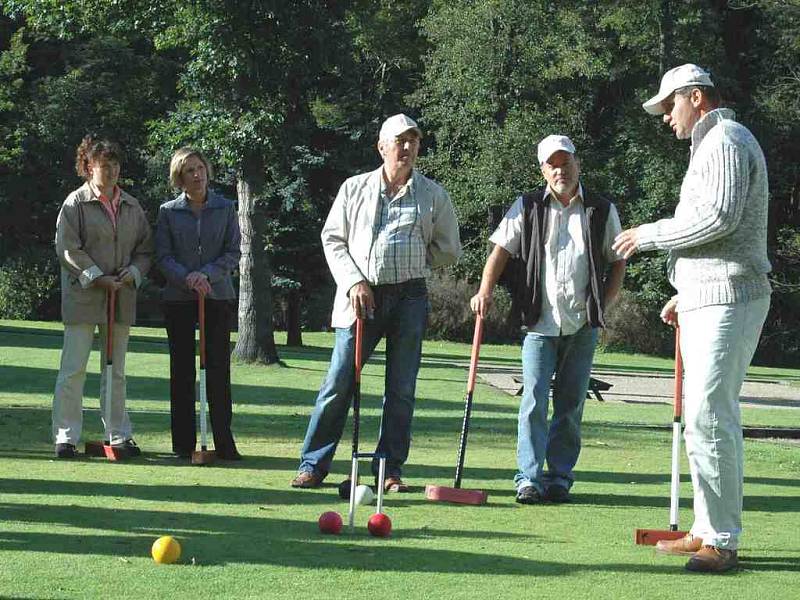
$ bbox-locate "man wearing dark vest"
[470,135,626,504]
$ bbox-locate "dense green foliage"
[0,1,798,365]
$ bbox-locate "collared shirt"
[490,184,623,336]
[367,176,428,285]
[88,182,121,230]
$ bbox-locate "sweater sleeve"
[637,143,749,251]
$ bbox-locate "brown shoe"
[656,534,703,556]
[685,546,739,573]
[291,471,324,488]
[383,476,410,493]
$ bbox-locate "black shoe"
[544,484,571,503]
[515,486,542,504]
[55,443,76,459]
[113,439,142,457]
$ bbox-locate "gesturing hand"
[612,228,640,259]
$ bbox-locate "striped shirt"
[367,178,428,285]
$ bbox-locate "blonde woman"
[53,135,153,458]
[155,148,241,460]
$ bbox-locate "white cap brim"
[642,91,670,115]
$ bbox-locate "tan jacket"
[55,182,154,325]
[322,166,462,328]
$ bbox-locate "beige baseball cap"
[643,63,714,115]
[537,135,576,165]
[379,114,422,141]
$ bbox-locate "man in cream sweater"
[614,64,771,573]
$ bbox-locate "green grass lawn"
[1,320,798,599]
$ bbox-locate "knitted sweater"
[637,108,771,311]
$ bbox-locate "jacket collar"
[368,165,419,198]
[77,181,136,206]
[173,189,227,211]
[691,107,736,151]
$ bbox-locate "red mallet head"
[367,513,392,538]
[318,511,343,535]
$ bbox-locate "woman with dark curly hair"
[52,134,153,458]
[155,147,242,461]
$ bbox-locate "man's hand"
[348,281,375,319]
[185,271,212,296]
[470,291,493,318]
[116,267,136,286]
[94,275,123,292]
[660,295,679,327]
[613,227,640,259]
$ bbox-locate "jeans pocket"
[403,280,428,300]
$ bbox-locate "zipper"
[197,209,202,256]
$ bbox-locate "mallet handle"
[198,292,208,451]
[669,326,683,530]
[454,315,483,489]
[352,317,364,457]
[104,289,116,444]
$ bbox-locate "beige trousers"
[52,323,133,445]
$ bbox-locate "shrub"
[0,249,60,320]
[426,271,517,343]
[601,289,673,356]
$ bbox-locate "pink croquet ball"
[367,513,392,537]
[318,511,343,534]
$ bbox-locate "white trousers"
[679,296,770,550]
[52,323,133,445]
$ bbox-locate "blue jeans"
[514,324,598,493]
[298,279,429,479]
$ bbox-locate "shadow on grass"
[0,363,514,414]
[0,402,521,454]
[740,556,800,572]
[0,502,688,574]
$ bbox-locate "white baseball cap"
[537,135,576,165]
[642,63,714,115]
[379,113,422,141]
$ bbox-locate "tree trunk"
[233,153,281,364]
[659,0,673,75]
[285,289,303,347]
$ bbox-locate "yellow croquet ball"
[151,535,181,564]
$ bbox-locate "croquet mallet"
[635,326,688,544]
[191,290,216,465]
[346,316,387,531]
[425,313,488,505]
[85,288,127,460]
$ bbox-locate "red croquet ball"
[318,511,343,534]
[367,513,392,537]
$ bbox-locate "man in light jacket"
[291,114,461,492]
[614,64,771,573]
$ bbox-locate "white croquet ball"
[354,484,375,506]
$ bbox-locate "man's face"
[378,130,420,172]
[540,150,580,197]
[661,91,701,139]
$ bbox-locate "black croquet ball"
[338,479,353,500]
